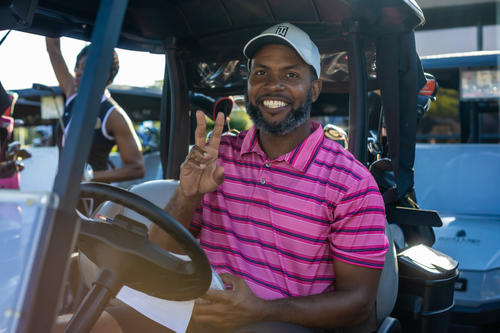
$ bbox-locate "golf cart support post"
[13,1,129,332]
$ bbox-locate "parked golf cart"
[0,1,458,333]
[414,51,500,332]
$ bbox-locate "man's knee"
[53,310,123,333]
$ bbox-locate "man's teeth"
[263,100,288,109]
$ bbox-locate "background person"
[46,37,145,184]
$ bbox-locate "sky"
[0,30,166,91]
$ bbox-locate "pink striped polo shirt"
[191,121,388,300]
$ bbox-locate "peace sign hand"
[179,111,226,197]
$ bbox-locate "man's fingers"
[192,305,230,327]
[189,145,211,159]
[182,146,213,169]
[198,289,228,302]
[181,158,207,170]
[219,273,238,286]
[194,110,207,147]
[207,112,225,150]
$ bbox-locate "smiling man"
[57,23,388,333]
[148,22,388,333]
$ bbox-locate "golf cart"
[414,52,500,332]
[0,0,458,333]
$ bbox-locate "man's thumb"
[214,166,225,185]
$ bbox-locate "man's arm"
[149,186,204,254]
[91,108,145,183]
[45,37,75,97]
[149,111,226,254]
[193,261,382,330]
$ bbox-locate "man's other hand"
[192,273,266,329]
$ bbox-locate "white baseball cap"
[243,22,321,79]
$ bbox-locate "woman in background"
[46,37,145,184]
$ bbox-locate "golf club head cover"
[189,92,234,119]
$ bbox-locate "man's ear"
[311,79,322,103]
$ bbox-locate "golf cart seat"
[79,179,400,333]
[344,219,399,333]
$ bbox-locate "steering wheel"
[78,182,211,301]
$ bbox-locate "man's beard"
[244,89,312,136]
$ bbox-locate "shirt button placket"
[260,161,270,185]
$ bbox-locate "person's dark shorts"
[105,304,325,333]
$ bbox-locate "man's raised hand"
[179,111,225,197]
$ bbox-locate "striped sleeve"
[329,176,388,269]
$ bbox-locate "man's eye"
[287,73,299,78]
[255,70,266,76]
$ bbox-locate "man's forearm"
[256,262,381,329]
[257,289,374,329]
[149,187,203,254]
[194,264,381,330]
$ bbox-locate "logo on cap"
[275,26,288,37]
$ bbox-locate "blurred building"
[416,0,499,56]
[414,0,500,144]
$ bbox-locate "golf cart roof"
[421,50,500,70]
[23,0,424,55]
[9,0,426,95]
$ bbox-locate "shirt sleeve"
[329,175,388,269]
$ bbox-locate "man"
[57,22,388,333]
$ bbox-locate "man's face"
[245,44,321,136]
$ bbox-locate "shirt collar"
[240,121,325,173]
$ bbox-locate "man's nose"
[265,75,285,91]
